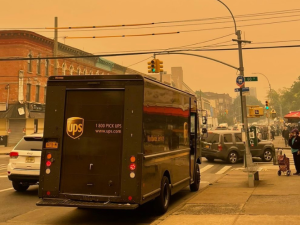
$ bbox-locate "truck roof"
[48,75,196,97]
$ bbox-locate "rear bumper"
[36,198,139,210]
[8,174,39,183]
[202,149,225,159]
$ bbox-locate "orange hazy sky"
[1,0,300,101]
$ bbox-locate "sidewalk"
[272,137,289,149]
[0,146,13,155]
[159,165,300,225]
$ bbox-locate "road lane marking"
[200,165,214,173]
[0,188,13,193]
[215,166,232,174]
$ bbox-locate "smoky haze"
[1,0,299,101]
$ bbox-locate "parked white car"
[7,133,43,192]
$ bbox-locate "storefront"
[0,103,45,146]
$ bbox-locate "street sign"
[248,107,264,117]
[236,76,245,87]
[234,87,250,92]
[245,77,258,81]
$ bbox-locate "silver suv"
[201,131,275,164]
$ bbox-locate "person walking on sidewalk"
[288,129,300,175]
[282,127,290,147]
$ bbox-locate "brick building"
[0,30,122,145]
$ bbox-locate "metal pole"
[236,30,254,167]
[54,17,58,75]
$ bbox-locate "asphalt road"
[0,155,273,225]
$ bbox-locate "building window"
[26,83,31,101]
[37,55,41,75]
[27,53,32,72]
[45,59,49,76]
[62,63,66,75]
[70,65,74,75]
[44,86,47,103]
[35,85,40,102]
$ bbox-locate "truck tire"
[12,181,29,192]
[190,164,200,192]
[154,176,170,214]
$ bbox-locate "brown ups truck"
[37,75,201,213]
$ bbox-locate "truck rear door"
[60,90,124,196]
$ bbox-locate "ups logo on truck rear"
[66,117,84,139]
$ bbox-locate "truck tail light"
[10,152,19,158]
[218,144,223,151]
[129,163,136,170]
[46,161,52,167]
[130,172,135,178]
[128,196,132,201]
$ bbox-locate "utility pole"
[233,30,254,168]
[54,17,58,75]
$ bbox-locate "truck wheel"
[154,176,170,214]
[227,151,238,164]
[12,181,29,192]
[261,149,273,162]
[190,164,200,192]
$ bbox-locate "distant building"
[249,87,257,98]
[202,92,233,117]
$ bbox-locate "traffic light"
[148,59,156,73]
[265,101,269,110]
[155,59,163,73]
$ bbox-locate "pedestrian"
[271,129,275,140]
[288,129,300,175]
[282,127,290,147]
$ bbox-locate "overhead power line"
[2,44,300,61]
[45,22,155,29]
[62,18,300,39]
[1,8,300,31]
[64,31,180,39]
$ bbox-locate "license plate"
[26,156,35,163]
[45,142,58,149]
[206,145,210,148]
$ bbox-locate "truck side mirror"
[202,128,207,134]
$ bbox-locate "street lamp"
[216,0,254,168]
[252,72,272,139]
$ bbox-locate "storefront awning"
[0,104,26,119]
[284,111,300,119]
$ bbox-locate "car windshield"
[14,137,43,151]
[202,133,220,144]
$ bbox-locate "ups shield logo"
[66,117,84,139]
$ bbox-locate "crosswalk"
[200,165,232,175]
